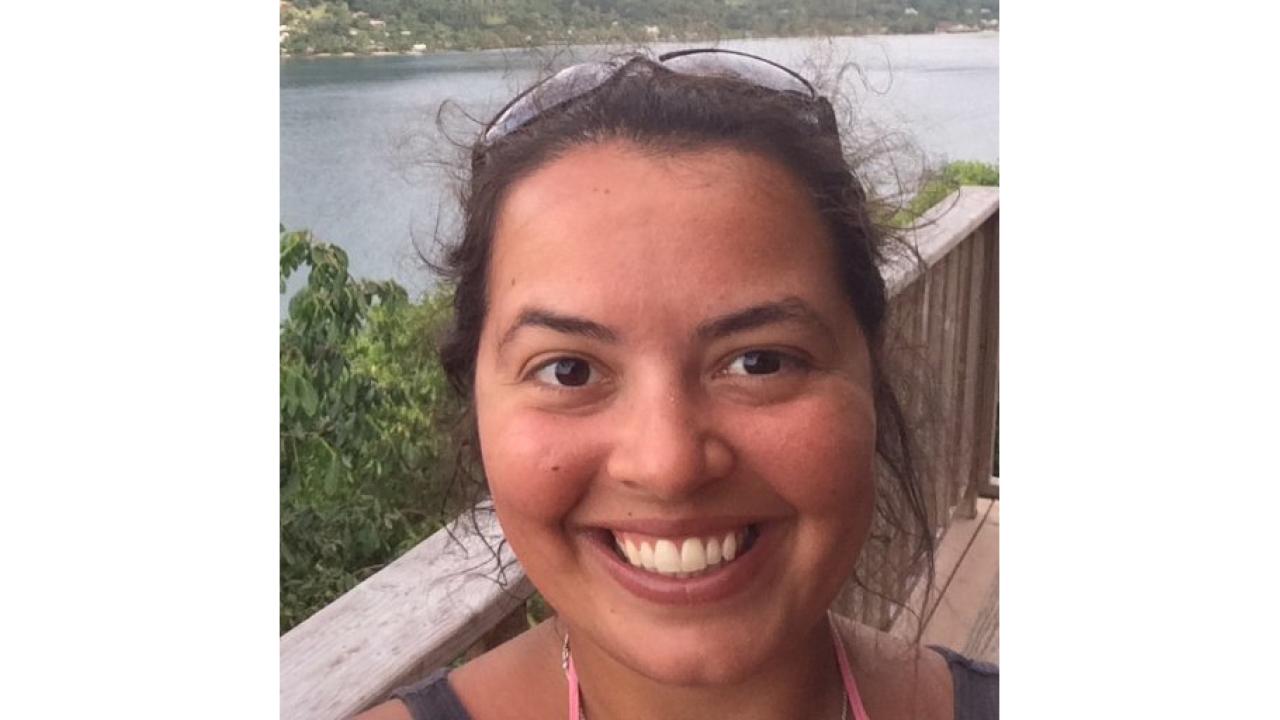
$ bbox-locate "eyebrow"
[498,307,619,354]
[696,297,834,341]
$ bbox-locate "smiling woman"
[355,50,997,720]
[477,143,878,688]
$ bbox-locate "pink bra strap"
[566,647,583,720]
[830,614,872,720]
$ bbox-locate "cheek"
[732,392,877,517]
[478,409,601,527]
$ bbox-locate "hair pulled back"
[433,55,932,620]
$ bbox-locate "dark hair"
[433,55,933,628]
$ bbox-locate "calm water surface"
[281,34,998,303]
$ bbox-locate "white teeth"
[639,542,655,570]
[654,539,681,573]
[614,528,752,577]
[680,537,707,573]
[722,532,737,562]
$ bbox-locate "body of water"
[281,33,998,303]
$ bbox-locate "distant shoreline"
[280,28,997,61]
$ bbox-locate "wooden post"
[956,232,986,517]
[941,243,962,515]
[960,213,999,517]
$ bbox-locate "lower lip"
[586,525,776,605]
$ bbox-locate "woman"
[358,49,997,720]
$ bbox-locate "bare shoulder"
[830,613,953,720]
[447,621,565,720]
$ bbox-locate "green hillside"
[280,0,999,56]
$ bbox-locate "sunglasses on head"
[479,48,839,146]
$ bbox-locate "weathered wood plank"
[926,261,947,533]
[888,498,994,642]
[921,508,999,663]
[280,506,534,720]
[883,186,1000,299]
[957,233,985,510]
[941,244,961,513]
[949,237,975,515]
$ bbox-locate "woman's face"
[473,141,878,684]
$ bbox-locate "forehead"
[486,141,847,334]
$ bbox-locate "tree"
[279,228,464,632]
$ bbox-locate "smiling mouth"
[605,525,761,579]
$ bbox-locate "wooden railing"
[838,186,1000,631]
[280,187,999,720]
[883,184,1000,525]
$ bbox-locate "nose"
[604,375,735,500]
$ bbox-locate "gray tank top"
[391,646,997,719]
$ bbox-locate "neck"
[564,616,847,720]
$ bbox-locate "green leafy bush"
[280,228,464,632]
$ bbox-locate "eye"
[725,350,787,376]
[532,357,597,388]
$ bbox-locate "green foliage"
[891,160,999,227]
[281,0,1000,56]
[280,228,464,633]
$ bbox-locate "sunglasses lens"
[484,61,616,143]
[659,51,813,97]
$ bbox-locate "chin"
[603,620,781,687]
